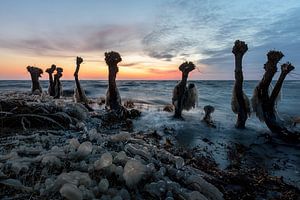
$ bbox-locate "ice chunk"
[98,178,109,193]
[94,152,113,170]
[123,159,146,187]
[77,142,93,158]
[60,183,83,200]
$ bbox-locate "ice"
[94,152,113,170]
[60,183,83,200]
[123,159,146,187]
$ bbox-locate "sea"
[1,80,300,188]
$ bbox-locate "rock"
[10,162,29,174]
[112,195,123,200]
[88,128,101,141]
[0,178,32,192]
[175,156,185,169]
[113,151,129,165]
[110,132,131,142]
[69,138,80,149]
[77,142,93,158]
[47,171,91,193]
[124,143,152,161]
[185,174,223,200]
[145,180,167,198]
[42,155,61,168]
[94,152,113,170]
[123,159,146,187]
[118,188,130,200]
[60,183,83,200]
[186,191,208,200]
[63,103,89,121]
[115,165,124,180]
[98,178,109,193]
[163,104,174,112]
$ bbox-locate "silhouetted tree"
[231,40,250,129]
[27,66,43,95]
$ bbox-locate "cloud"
[142,0,300,69]
[0,24,148,58]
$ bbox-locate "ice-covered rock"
[46,171,91,193]
[145,180,167,198]
[10,161,29,174]
[175,156,185,169]
[94,152,113,170]
[112,195,123,200]
[88,128,101,141]
[0,178,32,192]
[113,151,128,165]
[69,138,80,149]
[77,142,93,158]
[115,165,124,180]
[60,183,83,200]
[124,143,152,160]
[186,191,208,200]
[42,155,61,168]
[118,188,130,200]
[63,103,89,121]
[98,178,109,193]
[110,132,131,142]
[123,159,146,187]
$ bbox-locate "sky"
[0,0,300,80]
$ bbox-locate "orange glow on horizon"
[0,51,203,80]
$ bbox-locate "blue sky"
[0,0,300,80]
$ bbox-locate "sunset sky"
[0,0,300,80]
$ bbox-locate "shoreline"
[0,92,299,199]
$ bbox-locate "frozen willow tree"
[27,66,43,95]
[172,61,197,118]
[252,51,299,141]
[231,40,250,129]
